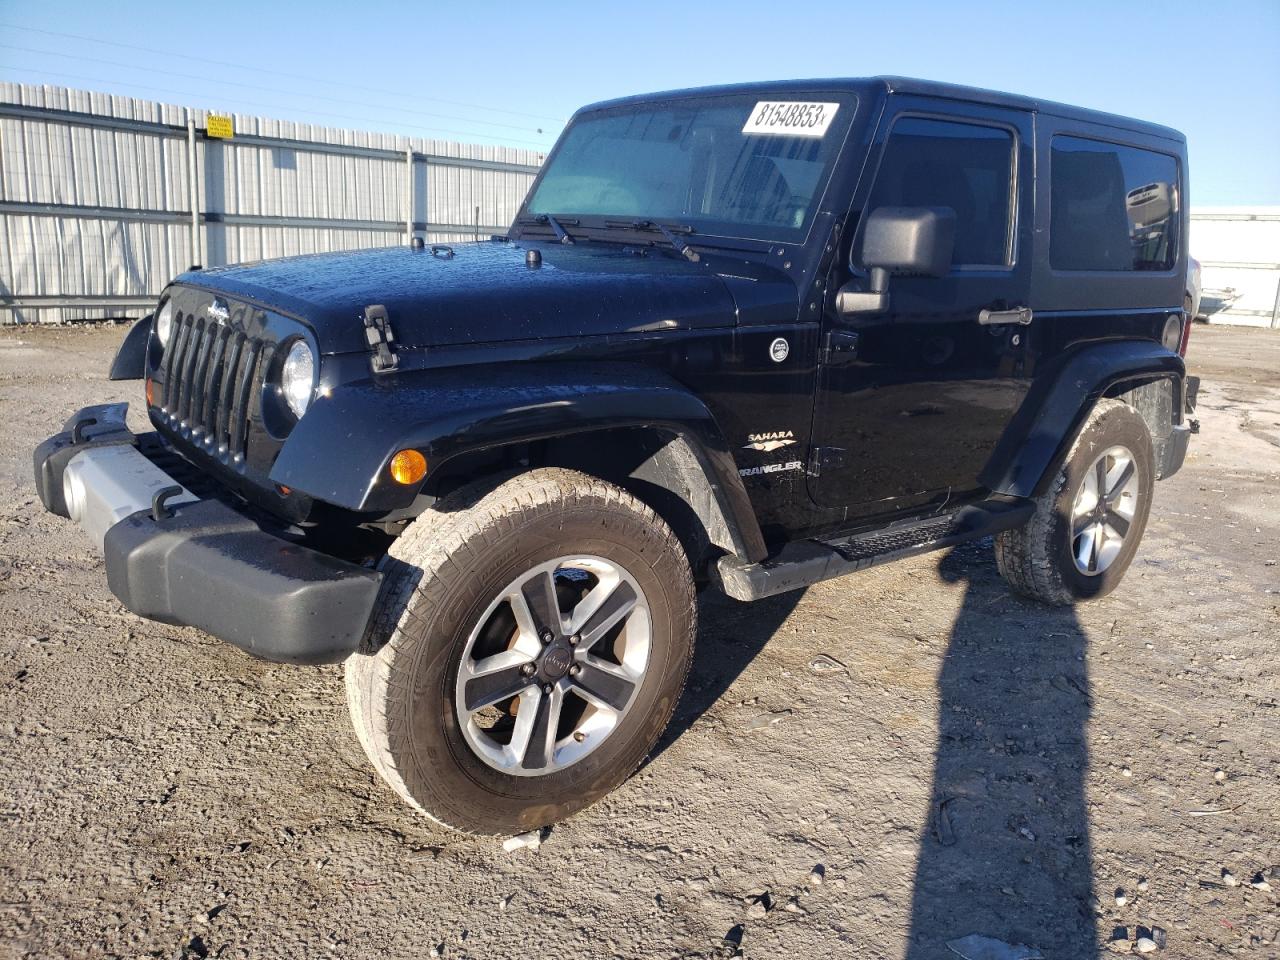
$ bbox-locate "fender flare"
[108,314,153,381]
[979,340,1185,498]
[270,361,767,561]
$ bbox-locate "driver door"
[808,99,1035,517]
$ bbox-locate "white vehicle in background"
[1123,184,1200,325]
[1187,256,1202,320]
[1126,182,1178,268]
[1127,181,1173,228]
[1184,257,1243,324]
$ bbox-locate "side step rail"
[716,497,1035,601]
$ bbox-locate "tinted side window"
[863,117,1015,267]
[1050,136,1179,271]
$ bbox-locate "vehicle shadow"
[646,587,805,763]
[906,540,1098,959]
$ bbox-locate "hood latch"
[362,304,399,374]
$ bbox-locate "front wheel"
[995,399,1154,605]
[345,468,695,835]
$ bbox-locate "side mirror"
[837,206,957,315]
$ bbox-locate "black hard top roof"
[580,76,1184,143]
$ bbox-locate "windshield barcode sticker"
[743,101,839,137]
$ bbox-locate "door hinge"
[823,328,860,363]
[362,304,399,373]
[808,446,847,477]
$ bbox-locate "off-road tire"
[995,399,1154,605]
[345,468,696,835]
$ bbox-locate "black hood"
[172,242,753,355]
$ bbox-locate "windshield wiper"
[605,219,701,262]
[517,213,576,245]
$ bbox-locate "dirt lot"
[1,323,1277,960]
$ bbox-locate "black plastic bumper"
[1161,423,1192,479]
[34,404,382,665]
[1159,374,1199,480]
[33,403,135,518]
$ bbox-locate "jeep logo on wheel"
[542,647,572,679]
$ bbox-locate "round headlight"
[155,299,174,346]
[281,340,316,419]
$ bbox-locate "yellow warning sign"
[206,115,234,139]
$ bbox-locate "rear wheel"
[345,468,695,834]
[995,399,1154,605]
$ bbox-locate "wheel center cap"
[541,644,572,680]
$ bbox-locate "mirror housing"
[862,205,957,277]
[837,206,957,315]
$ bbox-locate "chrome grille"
[158,308,268,463]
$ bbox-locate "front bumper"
[33,404,381,664]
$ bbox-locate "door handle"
[978,305,1033,326]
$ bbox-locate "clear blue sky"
[2,0,1277,204]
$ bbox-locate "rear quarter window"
[1050,136,1179,272]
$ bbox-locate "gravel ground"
[1,322,1277,960]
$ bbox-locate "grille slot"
[157,309,265,463]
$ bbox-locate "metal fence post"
[1272,274,1280,330]
[186,117,200,267]
[405,148,415,245]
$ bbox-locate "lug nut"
[569,664,582,677]
[521,663,535,676]
[569,634,581,646]
[540,630,553,644]
[542,684,553,694]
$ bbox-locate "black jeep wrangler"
[34,77,1197,835]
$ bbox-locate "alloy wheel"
[1070,444,1140,575]
[454,556,651,776]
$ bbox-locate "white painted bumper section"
[62,444,197,551]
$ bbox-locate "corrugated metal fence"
[0,82,544,323]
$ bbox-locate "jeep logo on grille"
[206,298,230,324]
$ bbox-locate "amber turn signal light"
[145,377,155,407]
[389,449,427,485]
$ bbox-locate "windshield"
[526,93,857,243]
